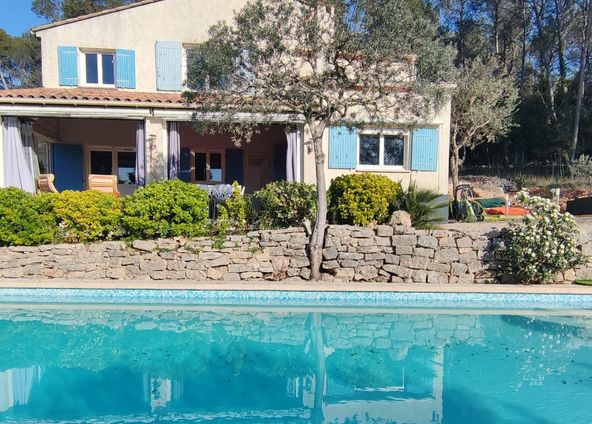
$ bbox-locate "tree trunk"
[450,143,461,191]
[570,0,592,163]
[308,121,328,281]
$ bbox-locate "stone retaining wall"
[1,224,591,283]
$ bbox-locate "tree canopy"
[186,0,455,279]
[32,0,140,21]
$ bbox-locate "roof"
[0,87,185,108]
[32,0,165,33]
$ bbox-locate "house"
[0,0,451,196]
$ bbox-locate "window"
[358,131,407,169]
[90,149,136,185]
[194,151,224,183]
[82,51,115,86]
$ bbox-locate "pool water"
[0,305,590,424]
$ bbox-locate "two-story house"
[0,0,451,196]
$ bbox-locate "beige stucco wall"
[301,100,451,195]
[36,0,248,91]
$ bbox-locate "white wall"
[36,0,248,91]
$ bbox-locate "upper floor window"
[358,131,408,169]
[82,51,115,86]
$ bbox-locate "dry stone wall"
[1,224,591,283]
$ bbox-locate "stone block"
[439,237,457,247]
[427,262,451,273]
[382,265,413,278]
[339,252,364,260]
[451,263,468,275]
[228,264,259,273]
[390,276,405,284]
[391,235,417,247]
[139,258,167,272]
[456,237,473,248]
[132,240,157,252]
[384,254,400,265]
[322,260,340,270]
[414,248,434,258]
[290,257,310,268]
[300,268,312,280]
[334,268,355,280]
[399,256,428,270]
[417,236,438,249]
[186,270,206,280]
[323,247,339,260]
[205,256,232,268]
[376,225,394,237]
[352,228,375,238]
[199,251,222,260]
[427,271,448,284]
[375,236,392,246]
[365,253,386,261]
[459,251,478,264]
[434,248,460,263]
[458,274,475,284]
[411,270,427,283]
[396,246,413,255]
[354,266,379,281]
[207,268,224,280]
[230,251,254,260]
[340,260,359,268]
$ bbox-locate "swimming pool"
[0,290,590,424]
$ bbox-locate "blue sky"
[0,1,48,36]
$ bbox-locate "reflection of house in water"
[0,367,43,413]
[0,308,486,423]
[289,346,444,424]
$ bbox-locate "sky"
[0,0,48,36]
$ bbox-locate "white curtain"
[286,129,300,182]
[135,121,146,186]
[2,117,37,193]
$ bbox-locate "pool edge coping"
[1,279,592,295]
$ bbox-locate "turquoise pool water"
[0,304,590,424]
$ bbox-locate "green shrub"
[53,190,123,243]
[503,192,584,283]
[328,173,401,226]
[394,183,447,229]
[217,182,247,233]
[0,188,57,246]
[253,181,317,229]
[123,180,209,239]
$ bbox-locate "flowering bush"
[503,192,583,283]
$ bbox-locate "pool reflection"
[0,308,590,423]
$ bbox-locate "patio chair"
[37,174,58,193]
[88,174,120,196]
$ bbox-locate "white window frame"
[357,129,409,171]
[79,49,116,87]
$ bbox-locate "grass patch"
[574,280,592,286]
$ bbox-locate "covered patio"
[0,88,304,196]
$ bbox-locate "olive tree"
[450,57,518,189]
[186,0,455,280]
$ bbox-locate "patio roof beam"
[0,105,152,120]
[154,110,306,124]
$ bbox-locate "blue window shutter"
[411,128,439,172]
[225,149,244,185]
[52,144,84,191]
[329,126,358,169]
[156,41,182,91]
[116,49,136,89]
[58,46,78,86]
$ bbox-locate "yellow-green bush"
[52,190,123,243]
[122,180,209,239]
[328,173,401,226]
[0,188,57,246]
